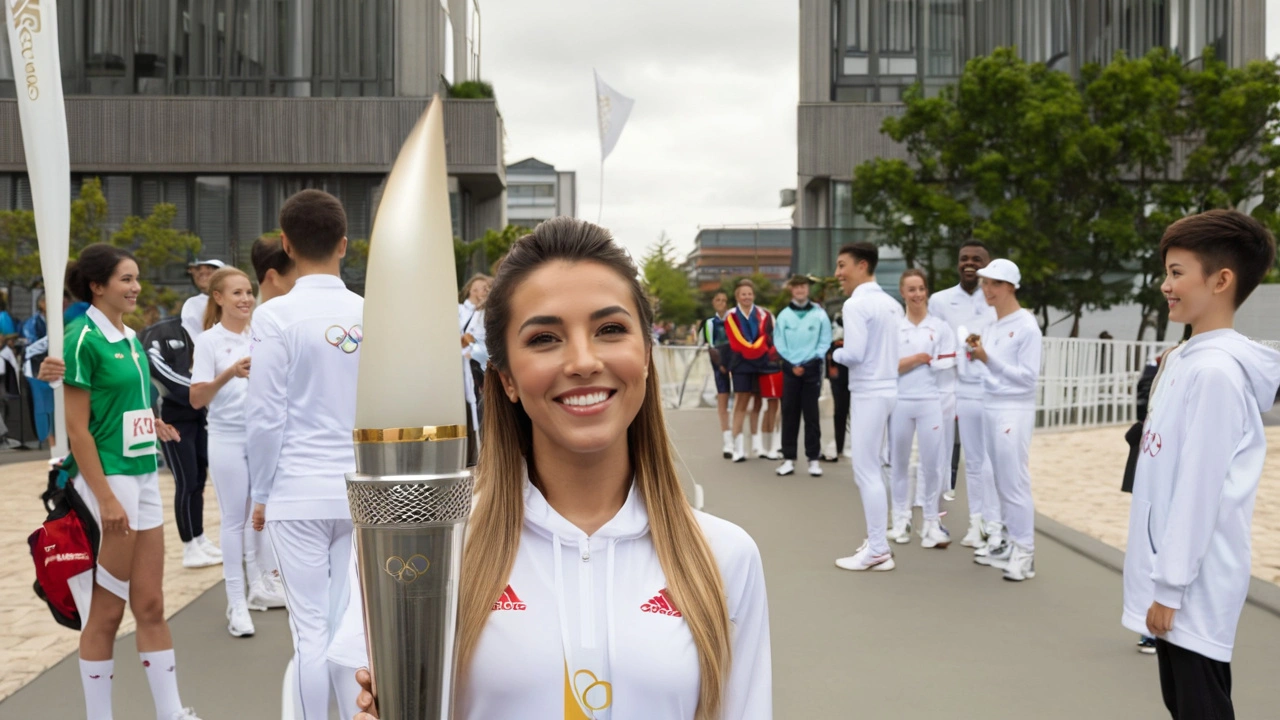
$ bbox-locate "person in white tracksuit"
[350,217,772,720]
[929,242,998,547]
[190,267,286,640]
[1122,210,1280,718]
[246,191,364,719]
[965,259,1042,581]
[888,270,956,548]
[831,243,903,572]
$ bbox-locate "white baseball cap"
[976,258,1021,289]
[188,258,226,269]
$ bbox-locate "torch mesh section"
[347,476,475,525]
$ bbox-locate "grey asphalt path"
[6,407,1280,719]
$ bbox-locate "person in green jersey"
[61,244,201,720]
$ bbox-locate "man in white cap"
[181,258,226,340]
[965,258,1042,582]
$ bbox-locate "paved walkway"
[4,409,1280,718]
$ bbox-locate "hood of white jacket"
[1180,329,1280,412]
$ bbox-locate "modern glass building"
[795,0,1268,277]
[506,158,577,230]
[0,1,505,293]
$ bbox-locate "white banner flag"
[594,70,634,162]
[6,0,71,458]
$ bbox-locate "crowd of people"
[21,197,1280,720]
[697,241,1042,579]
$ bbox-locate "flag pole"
[598,156,604,225]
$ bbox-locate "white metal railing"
[1036,338,1173,430]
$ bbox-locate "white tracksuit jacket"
[336,477,773,719]
[1122,329,1280,662]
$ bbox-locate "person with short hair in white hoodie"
[964,258,1042,582]
[1122,210,1280,719]
[831,243,904,572]
[349,218,771,720]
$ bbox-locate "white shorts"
[73,471,165,532]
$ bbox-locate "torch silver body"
[347,435,473,720]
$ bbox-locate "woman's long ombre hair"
[458,217,732,718]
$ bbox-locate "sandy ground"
[1031,425,1280,585]
[0,459,224,700]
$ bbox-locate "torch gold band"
[353,425,468,444]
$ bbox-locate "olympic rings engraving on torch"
[384,554,430,584]
[325,324,363,354]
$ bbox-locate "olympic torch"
[6,0,71,459]
[347,97,473,718]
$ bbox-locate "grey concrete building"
[505,158,577,229]
[795,0,1268,278]
[0,0,505,290]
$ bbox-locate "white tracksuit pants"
[268,518,362,720]
[938,392,957,492]
[209,435,281,604]
[983,405,1035,550]
[956,395,1000,525]
[850,394,896,554]
[889,398,944,522]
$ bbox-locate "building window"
[509,184,556,198]
[832,181,854,229]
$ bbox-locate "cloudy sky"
[481,0,799,261]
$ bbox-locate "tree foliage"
[454,223,531,286]
[852,47,1280,339]
[641,233,700,325]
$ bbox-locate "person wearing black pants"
[773,275,831,477]
[1156,638,1233,719]
[140,315,221,569]
[825,314,850,462]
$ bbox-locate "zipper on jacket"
[579,538,596,649]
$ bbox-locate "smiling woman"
[353,217,773,720]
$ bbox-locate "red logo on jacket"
[491,585,527,611]
[641,588,682,617]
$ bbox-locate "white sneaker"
[841,447,854,459]
[776,460,795,476]
[975,538,1013,567]
[888,516,912,545]
[182,541,221,569]
[721,431,734,459]
[835,540,895,572]
[196,535,222,559]
[766,432,783,460]
[960,515,986,548]
[943,489,957,502]
[247,571,287,611]
[732,433,747,463]
[921,520,951,549]
[227,601,256,637]
[752,434,767,458]
[171,709,203,720]
[1002,544,1036,581]
[808,460,823,476]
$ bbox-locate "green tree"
[1,177,113,297]
[641,233,699,325]
[454,223,531,285]
[110,203,202,327]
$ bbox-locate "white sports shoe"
[1002,544,1036,581]
[841,447,854,459]
[960,515,986,548]
[921,520,951,549]
[835,540,895,572]
[247,571,287,611]
[888,516,912,545]
[776,460,795,476]
[975,538,1013,567]
[196,535,223,559]
[732,434,747,463]
[752,434,767,458]
[227,600,256,637]
[172,708,204,719]
[943,489,957,502]
[765,432,783,460]
[722,431,734,459]
[807,460,823,477]
[182,541,220,569]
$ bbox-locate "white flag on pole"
[6,0,72,458]
[595,70,634,162]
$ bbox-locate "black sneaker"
[1137,636,1157,655]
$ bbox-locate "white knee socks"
[140,649,183,720]
[80,658,114,720]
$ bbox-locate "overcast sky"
[480,0,799,261]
